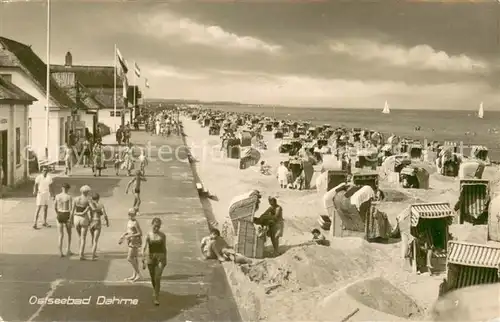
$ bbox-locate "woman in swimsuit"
[142,217,167,306]
[89,193,109,260]
[71,185,94,260]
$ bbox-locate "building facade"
[0,75,36,186]
[0,37,75,163]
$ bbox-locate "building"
[51,52,130,133]
[51,52,105,139]
[0,75,36,186]
[0,37,75,163]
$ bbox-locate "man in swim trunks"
[125,170,147,214]
[54,183,73,257]
[33,166,54,229]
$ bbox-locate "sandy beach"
[181,116,500,321]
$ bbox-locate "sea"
[206,105,500,161]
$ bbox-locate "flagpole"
[113,44,117,132]
[133,61,136,121]
[45,0,51,159]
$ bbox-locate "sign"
[0,119,7,124]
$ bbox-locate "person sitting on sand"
[311,228,329,246]
[292,171,305,190]
[253,197,284,255]
[200,229,251,264]
[260,161,271,175]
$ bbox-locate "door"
[0,130,8,185]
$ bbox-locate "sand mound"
[240,239,390,289]
[316,277,421,321]
[430,283,500,321]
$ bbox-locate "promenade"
[0,131,241,322]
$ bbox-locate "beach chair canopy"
[447,241,500,268]
[409,202,454,227]
[381,154,411,173]
[458,160,485,179]
[400,165,430,189]
[356,148,378,158]
[381,144,392,152]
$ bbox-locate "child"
[125,170,147,215]
[119,208,142,282]
[113,153,122,176]
[311,228,329,246]
[138,152,148,175]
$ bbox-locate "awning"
[448,241,500,268]
[409,202,453,226]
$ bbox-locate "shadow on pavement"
[0,253,222,321]
[3,177,121,199]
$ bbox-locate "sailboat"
[382,101,390,114]
[478,102,484,119]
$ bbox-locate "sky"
[0,0,499,109]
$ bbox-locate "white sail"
[478,102,484,119]
[382,101,390,114]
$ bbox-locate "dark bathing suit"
[134,188,140,194]
[57,212,70,224]
[147,235,166,266]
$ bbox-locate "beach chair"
[457,179,489,225]
[446,241,500,292]
[352,172,379,191]
[399,202,454,274]
[228,191,261,232]
[235,221,265,259]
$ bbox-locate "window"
[15,127,20,165]
[0,74,12,82]
[110,111,121,117]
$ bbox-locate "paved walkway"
[0,131,241,322]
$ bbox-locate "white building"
[0,75,36,186]
[98,108,131,132]
[0,37,75,163]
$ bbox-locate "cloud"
[145,64,206,80]
[329,39,487,73]
[145,65,492,108]
[139,12,281,54]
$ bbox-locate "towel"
[350,185,375,211]
[323,182,346,209]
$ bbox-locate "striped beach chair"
[446,241,500,292]
[457,179,490,225]
[399,202,454,274]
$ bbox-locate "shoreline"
[180,115,500,321]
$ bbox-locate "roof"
[0,37,74,108]
[51,64,123,88]
[448,241,500,268]
[0,75,37,103]
[410,202,453,225]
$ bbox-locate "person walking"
[54,183,73,257]
[125,170,147,215]
[70,185,93,260]
[89,193,109,260]
[142,217,167,305]
[33,166,54,229]
[119,208,143,282]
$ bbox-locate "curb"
[180,118,250,322]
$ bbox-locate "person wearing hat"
[54,183,73,257]
[33,166,54,229]
[70,185,94,260]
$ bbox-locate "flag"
[122,74,128,99]
[145,78,150,88]
[116,48,128,74]
[134,62,141,78]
